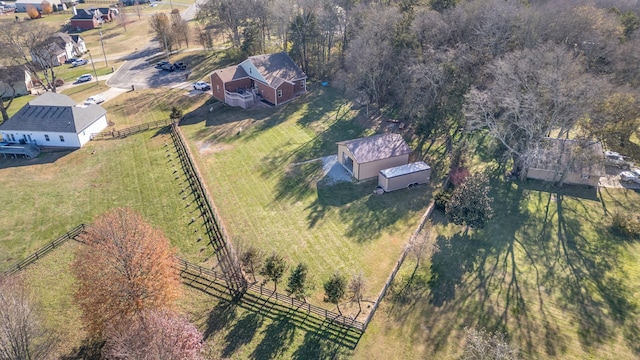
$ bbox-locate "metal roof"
[380,161,430,178]
[337,133,411,164]
[0,93,106,134]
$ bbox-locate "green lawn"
[0,130,207,271]
[181,87,434,309]
[353,177,640,359]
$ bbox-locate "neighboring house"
[527,137,605,187]
[337,134,411,181]
[210,52,307,108]
[96,7,117,22]
[15,0,64,12]
[30,33,85,66]
[0,92,108,148]
[0,66,34,97]
[70,8,100,31]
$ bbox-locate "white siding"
[2,130,80,147]
[77,114,108,146]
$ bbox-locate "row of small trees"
[240,247,366,315]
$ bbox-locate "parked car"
[154,61,169,69]
[174,62,186,70]
[193,81,211,91]
[620,169,640,184]
[72,59,88,67]
[65,58,80,64]
[605,151,633,170]
[84,94,105,105]
[76,74,92,83]
[161,63,176,72]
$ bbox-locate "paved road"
[106,0,209,90]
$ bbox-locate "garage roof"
[338,133,411,164]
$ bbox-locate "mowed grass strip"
[181,87,433,309]
[0,130,207,271]
[354,178,640,360]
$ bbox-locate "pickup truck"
[605,151,633,170]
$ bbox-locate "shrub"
[611,211,640,237]
[434,190,452,211]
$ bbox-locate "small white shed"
[378,161,431,192]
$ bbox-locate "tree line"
[197,0,640,176]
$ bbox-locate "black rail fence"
[2,224,86,277]
[169,123,247,294]
[91,118,176,140]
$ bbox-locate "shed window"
[301,80,305,88]
[59,135,65,142]
[45,134,50,141]
[277,89,282,97]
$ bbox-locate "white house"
[0,66,34,97]
[0,92,108,148]
[30,33,85,67]
[15,0,64,12]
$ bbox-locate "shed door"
[342,153,353,174]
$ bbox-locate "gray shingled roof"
[213,65,249,83]
[248,52,306,87]
[0,92,106,134]
[338,134,411,164]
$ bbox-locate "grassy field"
[351,175,640,360]
[180,87,435,310]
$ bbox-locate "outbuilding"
[378,161,431,192]
[337,133,411,180]
[0,92,108,148]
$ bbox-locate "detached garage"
[337,133,411,180]
[378,161,431,192]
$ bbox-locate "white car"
[76,74,93,83]
[193,81,211,91]
[84,94,105,105]
[72,59,88,67]
[620,169,640,184]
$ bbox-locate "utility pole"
[87,50,99,85]
[99,31,108,67]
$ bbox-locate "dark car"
[155,61,169,69]
[65,58,79,64]
[161,63,176,72]
[173,62,186,70]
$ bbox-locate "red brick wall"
[210,73,225,102]
[70,19,97,31]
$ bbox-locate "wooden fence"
[169,123,247,293]
[2,224,86,276]
[91,118,176,140]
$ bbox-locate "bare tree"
[0,66,27,122]
[117,3,129,31]
[150,13,174,53]
[348,272,365,313]
[0,276,57,360]
[171,12,190,49]
[463,43,601,177]
[463,327,519,360]
[134,1,143,20]
[71,208,182,335]
[239,245,263,283]
[406,227,437,271]
[102,309,203,360]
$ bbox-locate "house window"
[216,85,220,92]
[581,174,590,179]
[59,135,65,142]
[45,134,50,141]
[301,80,305,88]
[277,89,282,97]
[10,134,15,142]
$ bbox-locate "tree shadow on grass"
[251,315,297,360]
[222,313,263,357]
[552,194,638,350]
[291,329,353,359]
[203,300,238,341]
[60,337,104,360]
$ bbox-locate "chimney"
[72,5,77,15]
